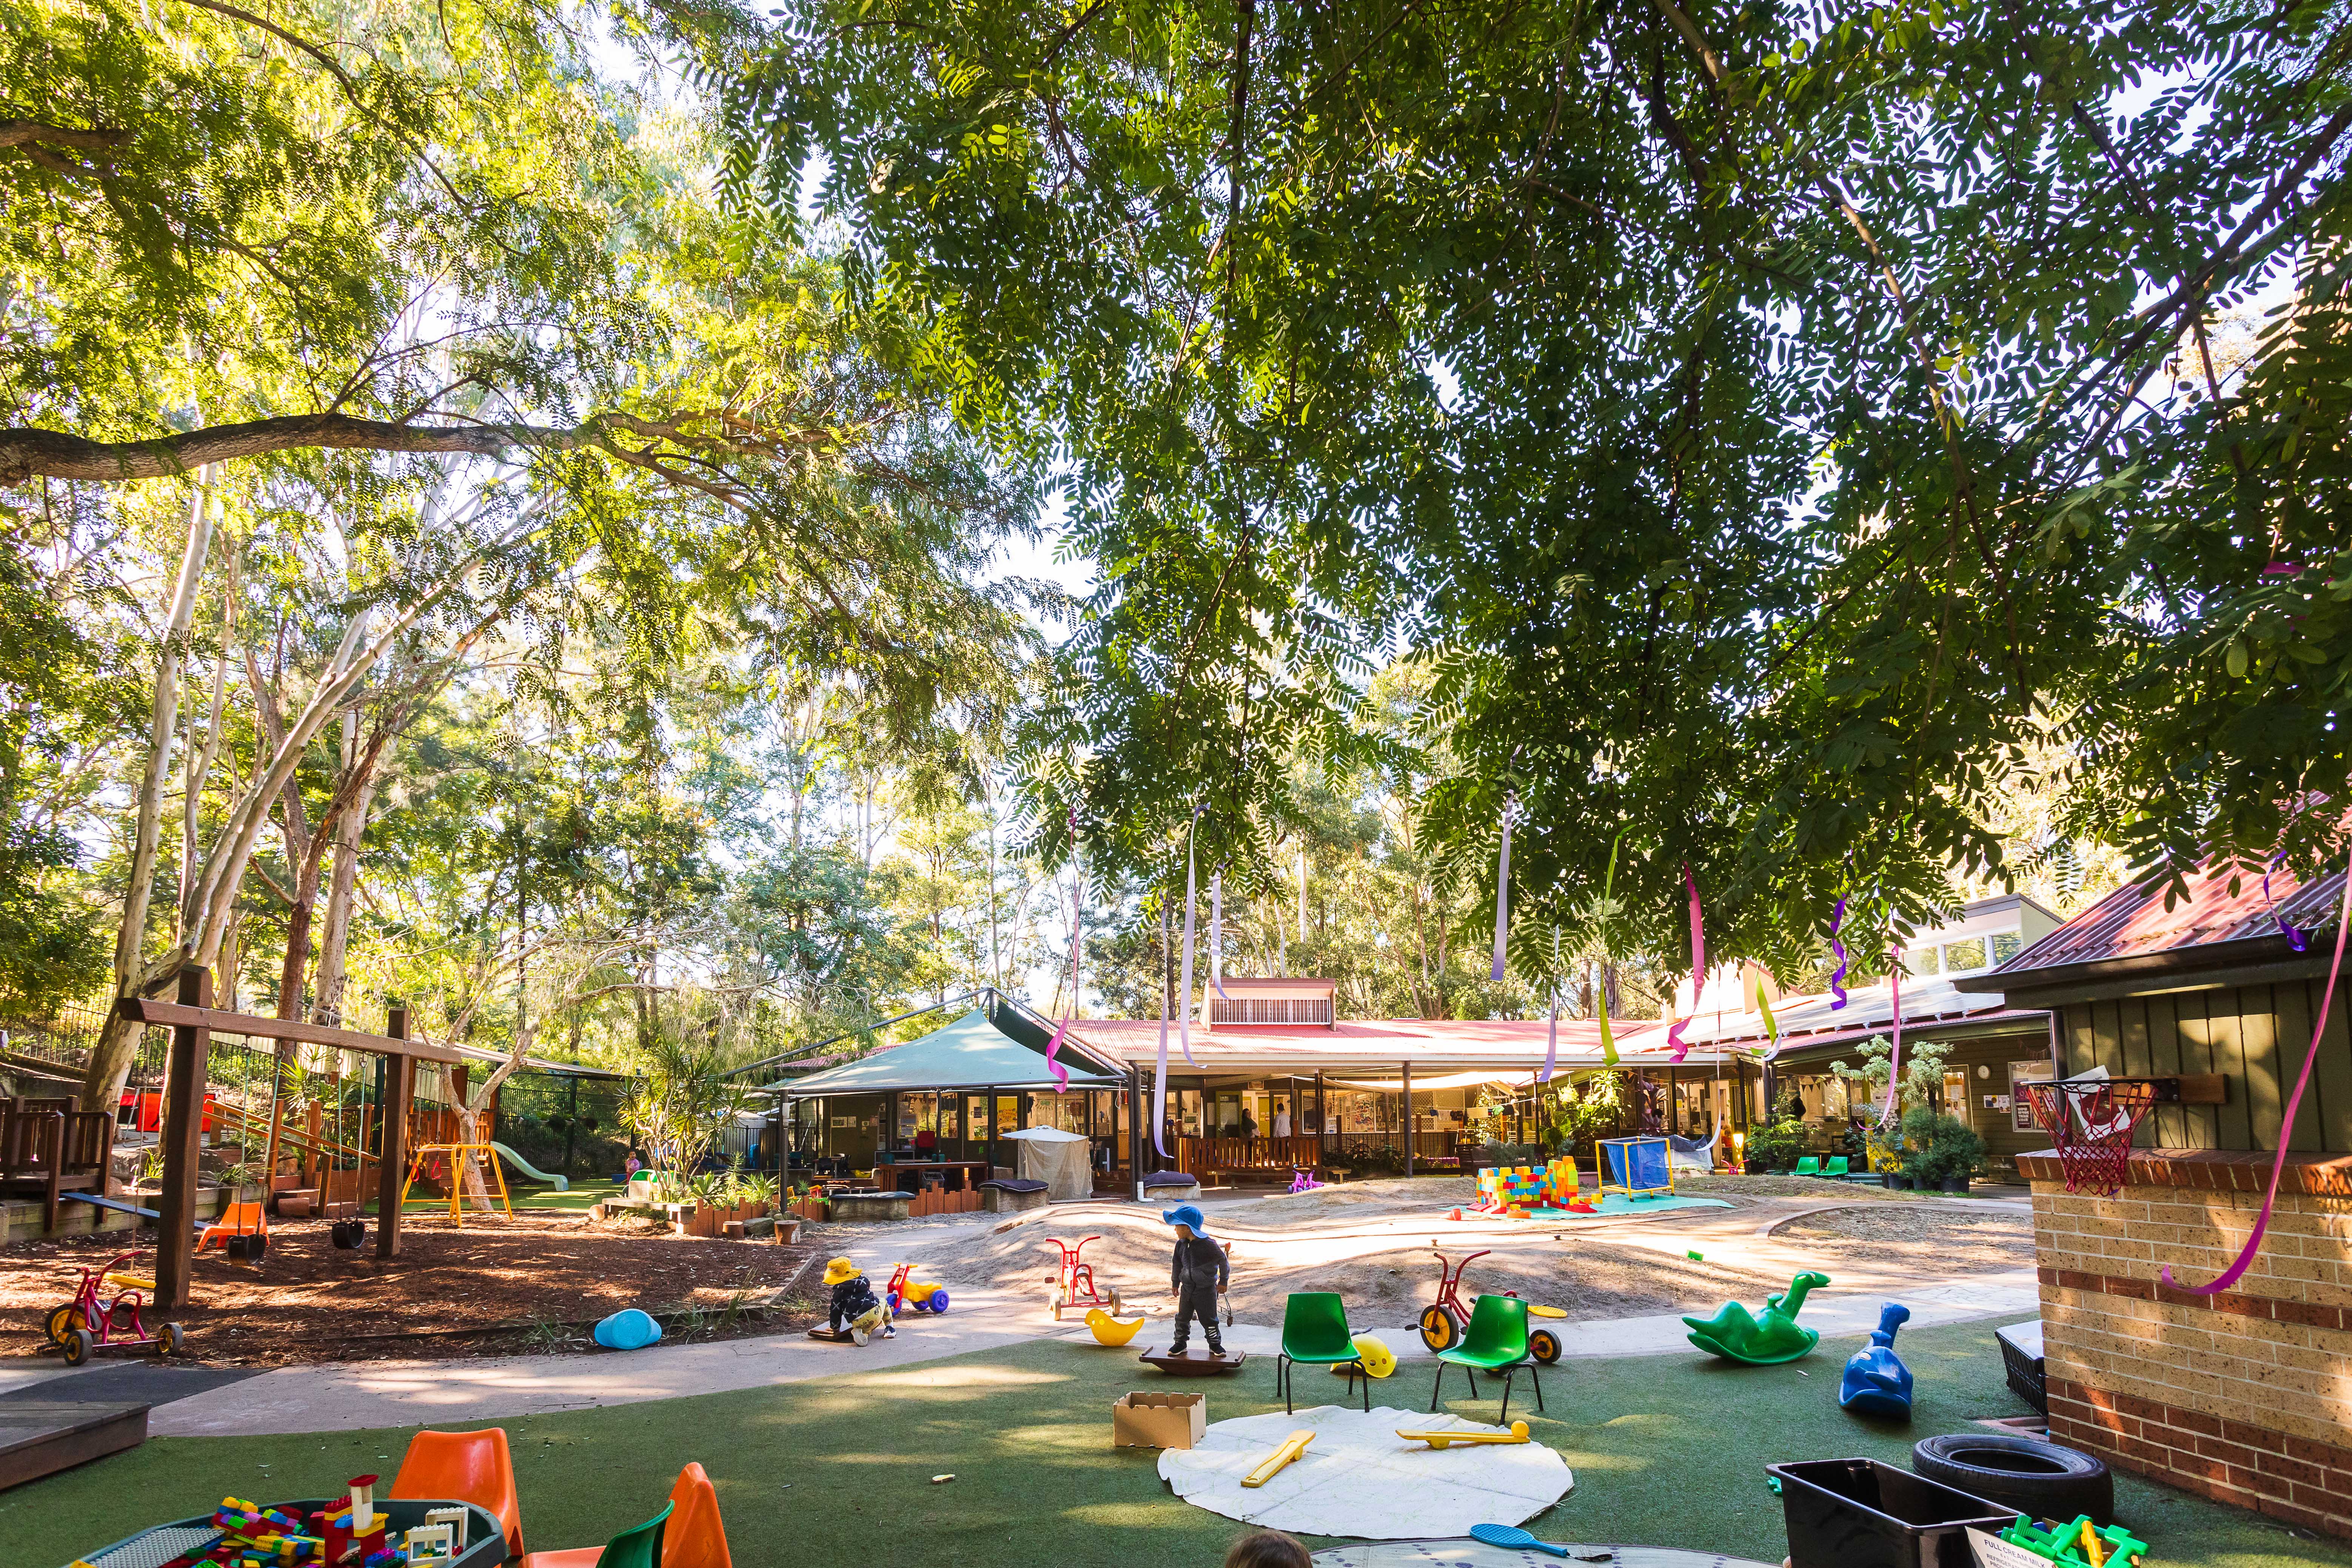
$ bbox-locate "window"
[1906,946,1942,976]
[1943,937,1987,973]
[1992,932,2021,964]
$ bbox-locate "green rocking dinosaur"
[1684,1270,1831,1363]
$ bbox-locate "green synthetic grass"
[6,1321,2346,1568]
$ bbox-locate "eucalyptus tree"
[685,0,2352,984]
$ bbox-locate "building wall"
[2024,1149,2352,1539]
[2056,974,2352,1155]
[1770,1030,2052,1171]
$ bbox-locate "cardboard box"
[1112,1391,1206,1449]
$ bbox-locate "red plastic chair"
[392,1427,525,1560]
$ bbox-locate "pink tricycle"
[44,1250,184,1366]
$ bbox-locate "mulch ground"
[0,1212,823,1366]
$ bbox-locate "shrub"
[1742,1119,1810,1173]
[1899,1107,1985,1188]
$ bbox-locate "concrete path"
[2,1198,2041,1436]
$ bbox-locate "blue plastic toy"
[593,1308,664,1351]
[1838,1301,1913,1417]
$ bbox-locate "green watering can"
[1684,1270,1831,1363]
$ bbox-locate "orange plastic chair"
[663,1462,731,1568]
[516,1463,729,1568]
[194,1201,268,1253]
[392,1427,525,1560]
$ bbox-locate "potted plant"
[1898,1107,1985,1197]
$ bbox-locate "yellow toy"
[1241,1429,1315,1488]
[1085,1307,1148,1345]
[1330,1333,1396,1378]
[1394,1420,1531,1450]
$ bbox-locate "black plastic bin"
[1770,1457,2015,1568]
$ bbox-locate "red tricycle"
[44,1250,184,1366]
[1419,1248,1563,1364]
[1043,1235,1121,1317]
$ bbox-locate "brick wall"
[2022,1148,2352,1538]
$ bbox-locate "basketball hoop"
[2024,1078,2162,1196]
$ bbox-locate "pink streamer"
[1667,864,1704,1061]
[1152,986,1170,1158]
[1828,896,1849,1009]
[1540,993,1557,1083]
[1878,952,1903,1129]
[2165,848,2352,1294]
[1043,873,1077,1093]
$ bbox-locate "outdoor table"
[66,1497,504,1568]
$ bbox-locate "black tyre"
[63,1328,94,1367]
[44,1303,83,1346]
[1419,1305,1459,1352]
[1528,1328,1561,1365]
[157,1322,184,1356]
[1913,1433,2113,1525]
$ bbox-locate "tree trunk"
[311,712,376,1027]
[83,471,216,1111]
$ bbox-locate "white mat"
[1158,1404,1573,1538]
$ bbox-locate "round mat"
[1158,1404,1573,1539]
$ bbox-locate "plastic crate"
[1996,1320,2047,1416]
[1770,1457,2013,1568]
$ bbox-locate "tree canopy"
[681,0,2352,984]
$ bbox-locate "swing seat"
[196,1202,268,1253]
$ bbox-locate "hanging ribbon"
[1210,869,1229,998]
[2263,859,2309,952]
[1152,943,1171,1158]
[1042,812,1080,1093]
[1541,990,1559,1083]
[1828,896,1850,1009]
[1878,951,1904,1129]
[1490,791,1516,982]
[2166,845,2352,1294]
[1177,811,1202,1067]
[1667,864,1706,1062]
[1756,974,1780,1057]
[1595,831,1624,1066]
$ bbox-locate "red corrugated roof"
[1999,861,2346,973]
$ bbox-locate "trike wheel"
[157,1322,184,1356]
[44,1303,84,1346]
[926,1289,950,1314]
[1107,1286,1121,1314]
[1419,1305,1458,1352]
[63,1328,94,1367]
[1529,1328,1562,1365]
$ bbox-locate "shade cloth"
[778,1008,1122,1095]
[1000,1126,1094,1200]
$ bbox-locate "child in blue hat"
[1163,1203,1228,1357]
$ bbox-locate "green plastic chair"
[1820,1156,1850,1178]
[596,1500,673,1568]
[1429,1294,1544,1425]
[1277,1292,1368,1413]
[1792,1156,1821,1177]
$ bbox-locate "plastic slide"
[488,1142,569,1191]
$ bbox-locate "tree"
[688,0,2352,984]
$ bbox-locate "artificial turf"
[6,1320,2347,1568]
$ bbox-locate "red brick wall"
[2024,1149,2352,1539]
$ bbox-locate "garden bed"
[0,1212,822,1366]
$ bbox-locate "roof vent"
[1205,977,1336,1028]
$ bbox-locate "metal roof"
[1974,860,2345,979]
[1061,1014,1739,1074]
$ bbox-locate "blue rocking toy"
[1838,1301,1913,1418]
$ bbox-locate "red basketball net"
[2024,1079,2159,1196]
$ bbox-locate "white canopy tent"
[998,1126,1094,1200]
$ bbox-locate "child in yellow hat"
[823,1257,893,1345]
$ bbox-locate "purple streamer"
[1152,974,1170,1157]
[1540,993,1558,1083]
[2263,864,2309,953]
[1489,794,1515,983]
[1828,896,1850,1009]
[2166,848,2352,1294]
[1210,870,1229,997]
